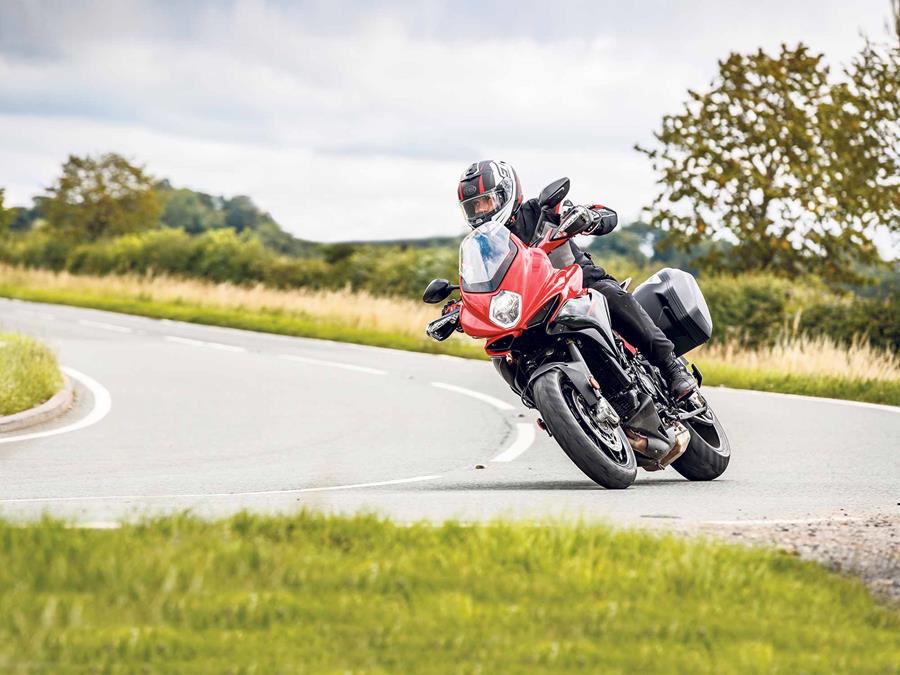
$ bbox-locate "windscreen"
[459,221,517,293]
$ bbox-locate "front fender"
[524,360,598,409]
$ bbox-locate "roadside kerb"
[0,375,74,433]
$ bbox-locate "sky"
[0,0,895,243]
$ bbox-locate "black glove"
[559,205,595,236]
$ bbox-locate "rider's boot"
[660,354,697,401]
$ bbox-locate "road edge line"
[0,367,112,444]
[0,474,443,504]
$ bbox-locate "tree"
[43,153,161,241]
[636,41,899,281]
[0,188,10,235]
[159,187,225,234]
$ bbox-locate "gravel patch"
[687,514,900,604]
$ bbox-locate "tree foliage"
[0,189,10,235]
[637,41,899,281]
[43,154,161,241]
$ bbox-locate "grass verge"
[1,266,897,406]
[696,361,900,406]
[0,331,64,416]
[0,512,897,673]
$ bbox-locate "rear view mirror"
[538,178,570,209]
[423,278,459,304]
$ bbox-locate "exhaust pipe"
[626,421,691,471]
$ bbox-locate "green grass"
[695,361,900,407]
[1,282,897,406]
[0,512,897,673]
[0,331,64,416]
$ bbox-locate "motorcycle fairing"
[460,231,583,341]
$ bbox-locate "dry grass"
[695,334,900,383]
[0,264,438,339]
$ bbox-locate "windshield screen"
[459,221,517,293]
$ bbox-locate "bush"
[192,229,269,284]
[0,231,72,271]
[699,273,898,351]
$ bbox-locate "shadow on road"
[418,477,695,491]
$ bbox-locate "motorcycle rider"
[456,159,697,400]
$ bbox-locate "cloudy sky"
[0,0,894,242]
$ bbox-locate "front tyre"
[532,370,637,489]
[672,403,731,481]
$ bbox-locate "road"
[1,297,898,525]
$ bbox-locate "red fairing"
[460,232,584,350]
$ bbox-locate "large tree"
[44,153,161,241]
[636,40,899,281]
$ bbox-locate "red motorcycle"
[424,178,730,489]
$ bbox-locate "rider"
[456,159,697,400]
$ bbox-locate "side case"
[633,268,713,356]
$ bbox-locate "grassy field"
[1,265,897,405]
[0,331,64,416]
[0,512,897,673]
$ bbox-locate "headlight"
[489,290,521,328]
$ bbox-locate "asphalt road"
[1,297,898,525]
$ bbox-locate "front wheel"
[672,402,731,481]
[532,370,637,489]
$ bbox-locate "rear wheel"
[532,370,637,489]
[672,402,730,481]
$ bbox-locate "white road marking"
[0,474,443,504]
[431,382,515,411]
[0,367,112,444]
[279,354,387,375]
[78,319,133,334]
[712,386,900,414]
[14,309,56,320]
[163,335,246,352]
[491,423,537,462]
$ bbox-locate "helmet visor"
[460,189,505,226]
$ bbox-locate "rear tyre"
[672,405,730,481]
[532,370,637,489]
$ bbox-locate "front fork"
[566,339,619,427]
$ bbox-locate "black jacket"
[506,198,616,284]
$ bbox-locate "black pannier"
[633,268,713,356]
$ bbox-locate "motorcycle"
[423,177,730,489]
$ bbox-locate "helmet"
[457,160,523,230]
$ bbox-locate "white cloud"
[0,0,894,243]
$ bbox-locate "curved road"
[1,297,898,525]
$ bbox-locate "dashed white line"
[14,309,56,320]
[0,367,112,444]
[491,423,537,462]
[0,474,443,504]
[163,335,246,352]
[431,382,515,411]
[279,354,387,375]
[78,319,133,334]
